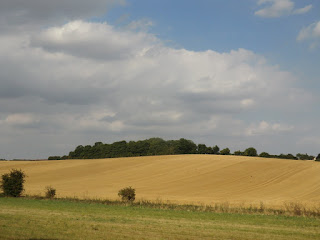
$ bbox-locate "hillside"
[1,155,320,207]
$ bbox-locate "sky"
[0,0,319,159]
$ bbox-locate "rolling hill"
[1,155,320,208]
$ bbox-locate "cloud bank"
[297,21,320,48]
[0,1,317,159]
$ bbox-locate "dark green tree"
[197,144,208,154]
[110,141,128,157]
[212,145,220,154]
[244,147,258,157]
[148,138,170,155]
[176,138,197,154]
[234,150,243,156]
[206,147,214,154]
[48,156,61,160]
[286,154,297,160]
[128,140,150,156]
[94,142,103,147]
[259,152,270,158]
[277,154,297,160]
[296,153,314,160]
[220,148,230,155]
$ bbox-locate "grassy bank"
[1,197,320,240]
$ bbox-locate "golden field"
[1,155,320,208]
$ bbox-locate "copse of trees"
[258,152,316,160]
[197,144,212,154]
[177,138,197,154]
[296,153,315,160]
[48,137,319,162]
[58,138,203,159]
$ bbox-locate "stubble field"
[1,155,320,209]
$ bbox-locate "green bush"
[0,169,26,197]
[118,186,136,202]
[45,186,56,198]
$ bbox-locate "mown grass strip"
[0,197,320,240]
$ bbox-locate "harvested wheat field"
[1,155,320,208]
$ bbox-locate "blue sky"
[0,0,319,159]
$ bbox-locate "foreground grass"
[0,198,320,240]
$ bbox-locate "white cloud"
[31,20,158,60]
[255,0,294,17]
[246,121,294,136]
[255,0,312,18]
[298,21,320,41]
[297,21,320,48]
[293,4,313,15]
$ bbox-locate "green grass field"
[1,198,320,240]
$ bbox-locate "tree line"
[48,137,320,161]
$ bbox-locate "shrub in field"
[0,169,26,197]
[118,186,136,202]
[45,186,56,198]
